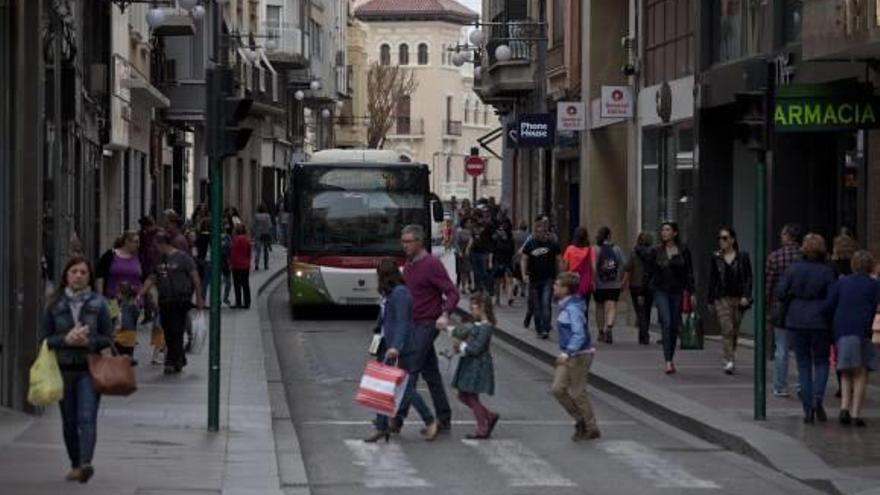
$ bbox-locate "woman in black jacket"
[707,227,753,375]
[41,256,114,483]
[644,222,695,375]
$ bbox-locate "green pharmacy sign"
[774,82,880,132]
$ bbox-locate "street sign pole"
[754,155,767,421]
[207,0,222,432]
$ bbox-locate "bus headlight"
[293,262,327,293]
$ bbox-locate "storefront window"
[784,0,803,43]
[712,0,745,63]
[641,123,696,241]
[644,0,694,86]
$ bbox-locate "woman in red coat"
[229,223,252,309]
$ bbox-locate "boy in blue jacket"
[552,272,600,441]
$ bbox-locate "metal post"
[207,0,222,432]
[472,175,477,203]
[754,154,767,421]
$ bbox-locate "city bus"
[287,149,443,312]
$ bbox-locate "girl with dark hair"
[492,219,515,307]
[593,226,626,344]
[41,257,114,483]
[623,232,655,345]
[707,226,753,374]
[449,292,499,439]
[644,222,695,374]
[94,231,143,362]
[230,223,252,309]
[365,258,439,443]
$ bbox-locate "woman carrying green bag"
[40,256,114,483]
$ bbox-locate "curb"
[456,307,851,495]
[258,266,313,495]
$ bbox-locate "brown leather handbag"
[88,349,137,396]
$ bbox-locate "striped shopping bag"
[354,360,409,416]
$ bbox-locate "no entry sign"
[465,156,485,177]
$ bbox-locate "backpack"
[597,244,621,283]
[155,254,194,304]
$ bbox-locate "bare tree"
[366,62,418,149]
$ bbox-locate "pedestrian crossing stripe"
[344,439,432,488]
[461,439,576,487]
[601,440,721,489]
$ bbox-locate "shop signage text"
[557,101,585,131]
[508,113,555,148]
[601,85,634,118]
[774,99,880,131]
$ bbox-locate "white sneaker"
[724,361,735,375]
[151,349,165,365]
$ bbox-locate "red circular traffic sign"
[465,156,485,177]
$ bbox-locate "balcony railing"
[393,117,425,136]
[443,120,462,136]
[486,19,540,65]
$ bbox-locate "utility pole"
[205,0,253,431]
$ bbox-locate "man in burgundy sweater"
[395,224,459,432]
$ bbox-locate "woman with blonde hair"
[776,234,836,424]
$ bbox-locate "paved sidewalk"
[0,247,306,495]
[458,293,880,495]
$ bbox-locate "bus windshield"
[295,166,428,255]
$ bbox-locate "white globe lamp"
[336,100,345,109]
[495,44,512,62]
[266,37,278,50]
[146,8,166,28]
[294,90,305,101]
[321,109,331,118]
[452,52,464,67]
[191,5,205,21]
[469,29,485,46]
[310,80,321,91]
[179,0,199,11]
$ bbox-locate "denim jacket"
[557,296,592,356]
[380,285,414,357]
[41,292,114,370]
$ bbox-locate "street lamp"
[191,5,205,21]
[294,90,305,101]
[310,80,322,91]
[178,0,199,10]
[146,7,166,28]
[469,28,485,46]
[494,44,512,62]
[336,100,345,109]
[321,109,331,118]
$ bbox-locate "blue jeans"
[376,376,435,431]
[396,324,451,424]
[530,278,553,336]
[471,252,493,295]
[773,327,792,393]
[59,370,100,468]
[792,329,832,413]
[654,290,683,362]
[254,237,270,269]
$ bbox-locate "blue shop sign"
[508,113,555,148]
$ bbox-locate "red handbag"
[681,290,694,314]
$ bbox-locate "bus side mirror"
[431,200,443,223]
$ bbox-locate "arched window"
[418,43,429,65]
[473,102,480,124]
[399,44,409,65]
[484,107,490,125]
[380,44,391,65]
[446,156,453,182]
[464,100,470,123]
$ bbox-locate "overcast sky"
[460,0,481,15]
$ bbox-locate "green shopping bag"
[27,341,64,406]
[679,312,703,350]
